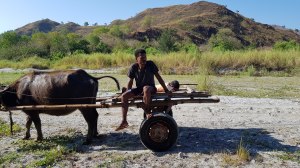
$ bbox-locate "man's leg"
[116,91,135,131]
[143,86,156,118]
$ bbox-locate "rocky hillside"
[15,19,59,35]
[122,1,300,47]
[15,19,95,36]
[14,1,300,47]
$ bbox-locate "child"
[156,80,180,92]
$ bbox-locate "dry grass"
[0,50,299,76]
[222,137,250,166]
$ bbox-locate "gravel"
[1,96,300,167]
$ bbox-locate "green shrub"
[180,43,200,54]
[158,29,178,53]
[208,28,243,51]
[146,47,160,55]
[109,25,124,38]
[273,40,300,51]
[95,42,112,53]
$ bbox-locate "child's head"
[169,80,180,91]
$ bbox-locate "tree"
[67,33,85,54]
[158,29,177,53]
[86,34,100,52]
[96,42,111,53]
[84,22,89,26]
[0,31,22,48]
[208,28,243,51]
[48,32,69,59]
[109,25,124,38]
[31,32,51,57]
[0,31,32,60]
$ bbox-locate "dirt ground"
[1,96,300,167]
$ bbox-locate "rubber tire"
[139,112,178,152]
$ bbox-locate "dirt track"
[1,96,300,167]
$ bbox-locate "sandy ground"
[1,96,300,167]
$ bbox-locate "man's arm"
[155,73,170,93]
[127,78,134,90]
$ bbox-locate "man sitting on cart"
[116,48,171,131]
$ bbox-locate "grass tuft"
[222,137,250,166]
[237,137,250,161]
[0,118,23,137]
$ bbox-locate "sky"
[0,0,299,34]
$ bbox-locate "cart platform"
[4,91,219,111]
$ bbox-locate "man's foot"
[115,122,129,131]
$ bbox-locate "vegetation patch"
[97,152,143,167]
[0,135,78,167]
[0,118,22,137]
[278,151,300,163]
[222,137,250,166]
[0,152,20,165]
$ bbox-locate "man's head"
[134,48,147,67]
[169,80,180,91]
[134,48,146,58]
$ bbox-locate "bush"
[273,40,300,51]
[95,42,111,53]
[180,43,200,54]
[158,29,178,53]
[208,28,243,51]
[146,47,160,55]
[50,51,65,61]
[109,25,124,38]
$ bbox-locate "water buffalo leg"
[80,108,99,144]
[30,113,43,141]
[23,115,32,140]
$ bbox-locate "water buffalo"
[0,69,120,144]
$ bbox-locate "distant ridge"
[14,1,300,47]
[15,19,60,36]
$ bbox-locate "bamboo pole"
[5,97,220,111]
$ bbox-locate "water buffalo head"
[0,86,18,107]
[0,87,5,107]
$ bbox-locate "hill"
[15,19,59,35]
[14,1,300,47]
[15,19,96,36]
[121,1,300,47]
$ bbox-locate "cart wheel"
[139,113,178,152]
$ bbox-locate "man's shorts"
[129,86,157,96]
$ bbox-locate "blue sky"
[0,0,299,34]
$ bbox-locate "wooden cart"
[5,90,219,152]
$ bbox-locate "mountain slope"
[121,1,300,46]
[15,19,60,36]
[14,1,300,47]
